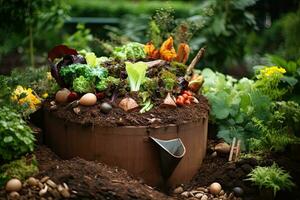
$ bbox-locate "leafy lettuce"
[113,42,146,61]
[125,62,148,91]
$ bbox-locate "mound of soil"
[33,145,174,200]
[43,94,209,127]
[185,141,300,200]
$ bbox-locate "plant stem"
[29,24,35,67]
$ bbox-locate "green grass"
[245,163,295,196]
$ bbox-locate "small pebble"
[9,191,20,199]
[196,187,206,192]
[233,187,244,197]
[40,176,50,183]
[39,185,48,196]
[27,177,38,187]
[73,107,80,114]
[200,194,208,200]
[195,193,203,198]
[181,191,190,197]
[100,102,112,114]
[211,151,217,157]
[188,197,198,200]
[46,179,57,188]
[219,190,225,196]
[6,179,22,192]
[173,186,184,194]
[209,182,222,195]
[60,188,71,198]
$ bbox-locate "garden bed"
[43,94,209,127]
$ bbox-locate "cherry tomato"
[182,94,188,99]
[185,99,191,105]
[183,90,193,96]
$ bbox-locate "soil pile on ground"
[34,146,174,200]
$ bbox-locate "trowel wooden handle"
[185,48,205,81]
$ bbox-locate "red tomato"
[182,94,188,99]
[183,90,193,96]
[185,99,191,105]
[176,96,185,106]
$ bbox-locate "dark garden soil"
[184,140,300,200]
[1,142,299,199]
[43,94,209,127]
[35,146,174,200]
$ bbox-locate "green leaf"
[281,76,298,87]
[125,62,148,91]
[209,92,231,119]
[85,52,98,67]
[4,136,13,143]
[212,15,227,36]
[233,0,258,10]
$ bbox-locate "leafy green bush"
[0,107,35,161]
[245,9,300,61]
[264,55,300,103]
[249,117,300,152]
[10,67,59,98]
[63,24,94,51]
[0,0,70,67]
[201,68,271,149]
[0,156,38,187]
[246,163,295,196]
[201,66,300,152]
[67,0,193,18]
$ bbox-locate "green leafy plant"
[246,163,295,196]
[201,65,300,152]
[140,77,159,97]
[265,55,300,103]
[64,24,93,51]
[125,62,148,92]
[254,66,288,100]
[0,75,12,107]
[1,0,69,67]
[113,42,146,61]
[249,117,300,152]
[0,156,38,187]
[269,101,300,134]
[0,106,35,161]
[160,70,177,92]
[10,67,59,98]
[201,68,271,149]
[60,63,108,87]
[72,76,94,93]
[96,76,120,92]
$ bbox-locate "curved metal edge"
[149,137,186,159]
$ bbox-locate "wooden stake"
[228,137,241,162]
[228,137,236,162]
[185,48,205,81]
[234,140,241,162]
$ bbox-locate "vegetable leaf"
[125,62,148,91]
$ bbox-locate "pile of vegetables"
[48,37,205,114]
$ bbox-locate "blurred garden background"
[1,0,299,76]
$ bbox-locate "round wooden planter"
[43,110,208,188]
